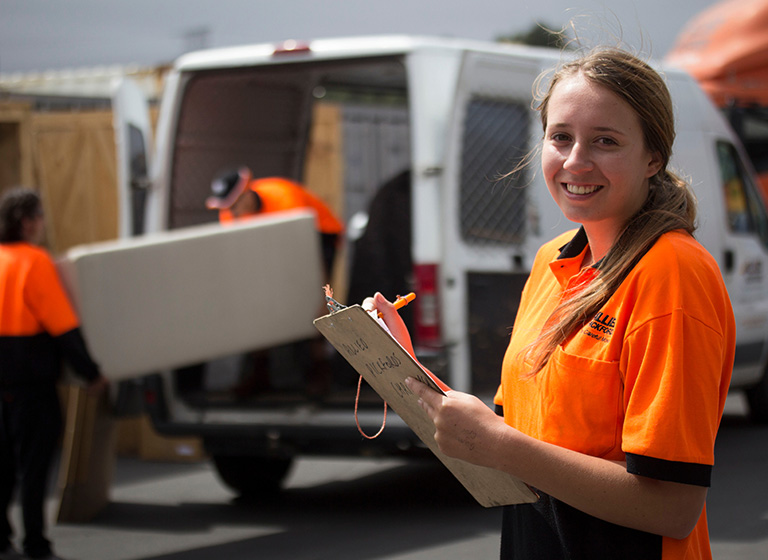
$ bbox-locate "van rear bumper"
[140,373,430,459]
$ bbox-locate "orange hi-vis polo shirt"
[0,242,98,388]
[496,227,735,560]
[220,177,344,235]
[0,243,78,337]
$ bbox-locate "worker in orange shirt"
[0,187,108,560]
[206,167,344,278]
[205,167,344,398]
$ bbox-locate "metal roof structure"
[0,64,168,107]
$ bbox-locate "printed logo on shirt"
[582,311,615,343]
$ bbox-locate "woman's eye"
[550,132,570,142]
[598,137,618,146]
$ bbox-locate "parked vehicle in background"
[665,0,768,425]
[105,35,768,498]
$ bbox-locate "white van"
[109,35,768,496]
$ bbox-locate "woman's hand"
[362,292,416,358]
[405,376,508,469]
[88,374,110,396]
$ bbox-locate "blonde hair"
[523,49,697,374]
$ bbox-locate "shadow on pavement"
[91,459,501,560]
[708,410,768,544]
[68,405,768,559]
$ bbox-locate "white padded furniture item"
[57,210,323,381]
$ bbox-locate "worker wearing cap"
[205,168,343,398]
[206,167,343,278]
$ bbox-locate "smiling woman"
[525,49,698,375]
[368,47,735,560]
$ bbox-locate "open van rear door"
[112,77,153,238]
[440,52,557,395]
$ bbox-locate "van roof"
[174,34,562,72]
[665,0,768,106]
[171,34,696,109]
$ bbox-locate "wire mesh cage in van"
[460,97,530,246]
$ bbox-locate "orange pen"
[378,292,416,318]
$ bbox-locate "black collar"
[557,227,588,260]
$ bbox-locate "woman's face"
[541,73,662,247]
[22,205,46,246]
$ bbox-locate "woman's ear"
[646,151,663,179]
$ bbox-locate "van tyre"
[746,371,768,424]
[212,455,293,498]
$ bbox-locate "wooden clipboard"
[314,305,537,507]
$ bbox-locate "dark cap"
[206,167,252,210]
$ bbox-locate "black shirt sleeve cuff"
[626,452,712,487]
[54,327,101,383]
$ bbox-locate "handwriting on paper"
[334,332,438,398]
[365,352,402,376]
[340,337,368,356]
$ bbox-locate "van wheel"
[211,455,293,497]
[745,371,768,424]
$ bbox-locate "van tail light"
[144,388,157,405]
[413,263,441,349]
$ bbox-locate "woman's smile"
[564,183,603,195]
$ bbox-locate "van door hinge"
[422,167,443,177]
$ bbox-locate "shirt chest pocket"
[537,346,624,457]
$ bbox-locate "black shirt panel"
[0,332,62,387]
[0,327,98,388]
[500,491,663,560]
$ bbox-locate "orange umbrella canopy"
[665,0,768,106]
